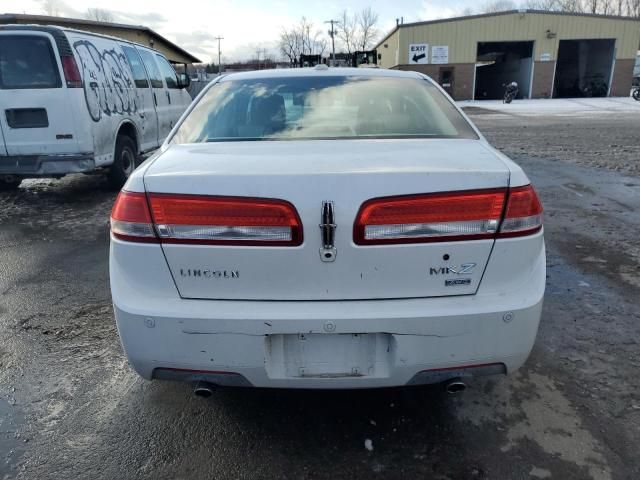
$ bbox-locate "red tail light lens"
[61,56,83,88]
[110,191,158,243]
[354,189,507,245]
[498,185,543,237]
[147,194,303,246]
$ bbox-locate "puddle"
[0,398,25,479]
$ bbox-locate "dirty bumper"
[0,154,95,176]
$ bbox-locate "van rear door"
[0,30,80,156]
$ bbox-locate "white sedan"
[110,67,544,394]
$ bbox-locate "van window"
[0,35,61,89]
[137,49,163,89]
[121,45,149,88]
[155,55,179,89]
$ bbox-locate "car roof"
[220,67,426,82]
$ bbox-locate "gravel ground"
[1,106,639,480]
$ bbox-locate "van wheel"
[0,177,22,191]
[108,135,138,189]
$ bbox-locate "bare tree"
[279,29,302,65]
[356,6,379,51]
[42,0,60,16]
[627,0,640,17]
[336,10,358,54]
[86,8,114,23]
[278,17,327,65]
[523,0,561,9]
[481,0,517,12]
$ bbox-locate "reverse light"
[61,56,83,88]
[354,189,507,245]
[148,194,302,246]
[498,185,543,237]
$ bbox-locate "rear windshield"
[0,35,61,89]
[171,76,478,143]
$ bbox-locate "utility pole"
[215,36,224,75]
[325,19,339,66]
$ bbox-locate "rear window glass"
[137,49,163,88]
[0,35,61,89]
[171,76,478,144]
[121,45,149,88]
[155,55,178,88]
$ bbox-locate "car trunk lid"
[143,139,510,300]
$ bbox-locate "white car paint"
[0,25,191,181]
[110,68,545,389]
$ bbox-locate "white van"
[0,25,192,189]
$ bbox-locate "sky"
[2,0,483,63]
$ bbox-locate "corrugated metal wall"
[378,12,640,68]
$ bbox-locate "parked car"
[0,25,191,189]
[110,67,545,393]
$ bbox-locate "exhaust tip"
[193,381,216,398]
[444,378,467,395]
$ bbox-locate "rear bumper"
[114,297,542,389]
[111,232,545,389]
[0,153,95,176]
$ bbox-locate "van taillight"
[498,185,543,237]
[354,185,543,245]
[61,56,82,88]
[110,192,303,246]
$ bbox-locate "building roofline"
[0,13,201,63]
[375,9,640,49]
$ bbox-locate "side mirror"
[177,73,191,89]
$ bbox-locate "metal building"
[0,13,201,65]
[376,10,640,100]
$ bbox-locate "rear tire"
[0,177,22,191]
[108,135,138,190]
[633,88,640,101]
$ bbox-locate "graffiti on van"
[73,40,141,122]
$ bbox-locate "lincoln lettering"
[180,269,240,279]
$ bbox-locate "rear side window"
[155,55,178,89]
[137,49,163,88]
[121,45,149,88]
[0,35,61,89]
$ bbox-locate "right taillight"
[354,189,507,245]
[498,185,543,237]
[353,185,543,245]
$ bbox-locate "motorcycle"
[503,83,518,104]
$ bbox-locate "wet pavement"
[1,108,639,479]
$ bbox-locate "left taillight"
[111,192,303,246]
[148,194,303,246]
[110,191,158,243]
[61,55,83,88]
